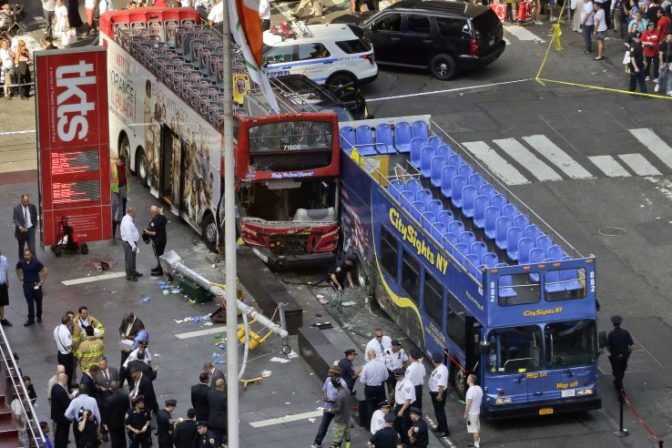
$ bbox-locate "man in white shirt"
[259,0,271,31]
[392,368,415,445]
[464,374,483,448]
[54,314,75,389]
[369,400,390,435]
[582,0,595,53]
[384,339,408,393]
[207,0,223,27]
[120,206,141,281]
[365,328,392,362]
[47,365,66,407]
[428,353,449,437]
[65,384,101,425]
[42,0,56,39]
[405,348,426,411]
[359,351,389,426]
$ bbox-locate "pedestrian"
[47,365,65,408]
[582,0,595,53]
[173,409,198,448]
[119,312,145,371]
[594,2,607,60]
[328,253,356,292]
[464,374,483,448]
[40,421,54,448]
[120,206,142,281]
[0,249,11,326]
[111,156,129,239]
[259,0,271,30]
[13,40,31,99]
[329,377,351,448]
[203,361,226,388]
[50,372,71,448]
[369,400,391,435]
[191,372,210,422]
[408,407,429,448]
[206,378,227,447]
[157,399,177,448]
[73,306,105,352]
[94,357,118,442]
[42,0,56,39]
[129,367,158,416]
[613,0,626,37]
[0,38,13,100]
[195,421,214,447]
[104,379,129,448]
[13,194,38,261]
[368,412,403,448]
[392,368,415,445]
[405,349,426,411]
[81,364,100,398]
[310,367,346,448]
[54,314,75,389]
[66,384,101,446]
[338,349,359,394]
[76,408,100,447]
[642,21,661,80]
[143,205,167,276]
[24,376,37,404]
[656,9,671,37]
[428,353,450,437]
[125,396,152,448]
[657,31,672,95]
[607,315,634,392]
[360,350,389,426]
[207,0,223,27]
[629,32,648,92]
[15,249,47,326]
[384,340,407,395]
[67,0,84,33]
[84,0,96,34]
[628,11,648,33]
[365,328,392,361]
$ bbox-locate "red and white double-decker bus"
[99,8,340,266]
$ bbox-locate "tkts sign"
[35,47,112,246]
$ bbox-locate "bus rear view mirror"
[598,330,607,349]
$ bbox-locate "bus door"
[159,125,185,210]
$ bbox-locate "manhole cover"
[598,226,627,237]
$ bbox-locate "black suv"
[358,0,505,80]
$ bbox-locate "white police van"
[263,22,378,87]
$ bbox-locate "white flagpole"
[221,3,239,448]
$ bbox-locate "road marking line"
[618,153,662,176]
[461,141,530,185]
[249,410,323,428]
[493,138,563,182]
[506,25,546,42]
[589,155,631,177]
[175,327,227,340]
[367,78,532,103]
[61,272,126,285]
[629,128,672,170]
[522,135,593,179]
[0,129,36,136]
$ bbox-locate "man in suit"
[191,372,210,422]
[173,408,198,448]
[50,372,71,448]
[207,378,227,447]
[95,357,119,442]
[13,194,38,261]
[104,379,129,448]
[130,367,158,416]
[203,362,226,389]
[80,364,99,398]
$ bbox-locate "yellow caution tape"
[552,23,563,52]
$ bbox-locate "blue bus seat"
[513,214,530,230]
[375,123,395,153]
[517,237,534,264]
[491,194,507,212]
[421,211,436,228]
[450,175,467,209]
[481,252,499,268]
[459,231,476,247]
[430,156,446,187]
[436,144,454,159]
[410,141,423,168]
[536,234,553,253]
[502,204,519,220]
[529,247,545,282]
[394,121,412,152]
[469,173,485,189]
[547,245,564,261]
[411,120,428,141]
[506,226,523,261]
[340,126,356,152]
[524,224,541,243]
[496,263,517,298]
[407,137,424,157]
[388,179,404,200]
[458,163,474,180]
[442,232,458,250]
[447,154,463,168]
[454,243,468,265]
[427,135,443,149]
[401,190,415,209]
[410,201,427,221]
[448,220,465,236]
[415,189,432,204]
[484,206,501,239]
[473,195,490,229]
[466,254,481,278]
[405,178,422,194]
[479,183,496,198]
[560,256,583,291]
[440,165,458,197]
[426,199,443,216]
[438,210,454,227]
[543,259,565,294]
[495,216,512,251]
[356,124,374,146]
[462,185,478,218]
[420,147,436,175]
[430,222,447,242]
[471,241,488,260]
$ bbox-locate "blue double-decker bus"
[338,115,601,418]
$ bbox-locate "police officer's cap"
[393,368,405,376]
[611,315,623,325]
[165,399,177,407]
[384,413,396,423]
[410,348,422,359]
[432,352,443,364]
[132,395,145,404]
[196,421,208,428]
[391,339,402,347]
[344,349,357,356]
[377,400,390,408]
[410,407,422,416]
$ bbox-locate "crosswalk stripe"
[461,141,530,185]
[493,138,562,182]
[505,25,546,42]
[522,135,594,179]
[629,128,672,171]
[618,153,662,176]
[588,155,631,177]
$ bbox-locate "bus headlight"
[495,397,512,405]
[576,388,593,396]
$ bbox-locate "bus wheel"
[135,150,148,187]
[451,363,467,400]
[119,134,130,168]
[355,260,373,296]
[202,213,218,253]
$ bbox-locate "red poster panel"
[35,47,111,246]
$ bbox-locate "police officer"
[329,253,356,291]
[143,206,167,276]
[408,407,429,448]
[157,399,177,448]
[384,340,408,395]
[359,350,389,427]
[405,349,426,411]
[196,421,215,447]
[607,315,634,393]
[428,353,449,437]
[125,395,152,448]
[392,368,415,445]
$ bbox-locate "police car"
[262,22,378,87]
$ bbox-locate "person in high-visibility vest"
[76,325,105,373]
[111,155,129,239]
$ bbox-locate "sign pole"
[222,5,239,448]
